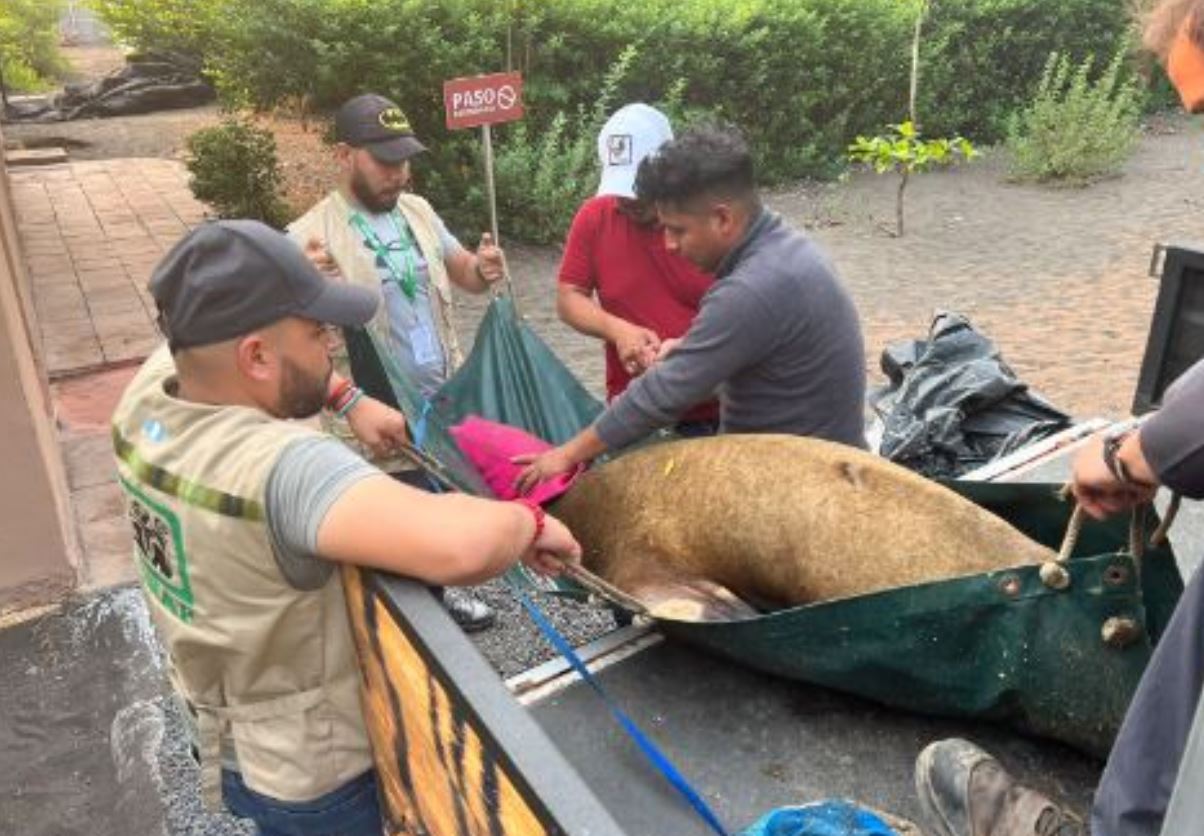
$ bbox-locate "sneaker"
[442,589,496,633]
[915,739,1085,836]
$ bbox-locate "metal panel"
[1134,244,1204,414]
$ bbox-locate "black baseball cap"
[334,93,427,164]
[150,220,379,349]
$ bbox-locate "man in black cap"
[290,92,505,630]
[112,219,579,835]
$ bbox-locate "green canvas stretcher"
[344,296,1184,758]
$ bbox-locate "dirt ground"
[9,44,1203,421]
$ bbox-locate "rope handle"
[1056,486,1181,563]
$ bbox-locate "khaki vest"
[111,346,373,807]
[289,191,463,467]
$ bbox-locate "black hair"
[634,123,757,211]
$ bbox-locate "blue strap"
[412,399,433,452]
[511,585,731,836]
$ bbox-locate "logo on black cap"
[379,107,412,133]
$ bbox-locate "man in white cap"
[556,103,719,436]
[292,92,505,630]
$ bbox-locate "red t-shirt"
[559,195,719,424]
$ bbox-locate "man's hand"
[1071,431,1158,520]
[513,446,577,496]
[344,396,409,458]
[522,514,582,576]
[475,233,506,284]
[305,237,343,280]
[610,319,660,376]
[654,337,682,363]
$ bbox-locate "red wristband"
[514,498,546,549]
[325,378,354,411]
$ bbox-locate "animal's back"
[552,435,1054,608]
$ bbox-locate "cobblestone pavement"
[12,158,205,375]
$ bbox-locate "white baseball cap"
[596,103,673,199]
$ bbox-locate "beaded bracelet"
[329,389,355,414]
[334,387,365,419]
[325,378,354,412]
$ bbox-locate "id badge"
[409,323,441,367]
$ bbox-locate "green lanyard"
[349,210,418,301]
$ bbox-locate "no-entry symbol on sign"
[443,72,524,130]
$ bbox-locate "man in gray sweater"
[515,125,866,492]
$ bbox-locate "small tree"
[845,0,976,236]
[848,121,975,237]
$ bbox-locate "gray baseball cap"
[335,93,427,164]
[150,220,379,349]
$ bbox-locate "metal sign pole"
[481,123,520,314]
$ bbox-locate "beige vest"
[111,347,373,807]
[289,191,464,464]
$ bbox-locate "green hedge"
[917,0,1134,141]
[94,0,1140,237]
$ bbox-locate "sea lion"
[550,434,1056,621]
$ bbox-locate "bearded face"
[347,152,410,214]
[278,354,331,419]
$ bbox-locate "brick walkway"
[10,158,205,590]
[11,159,204,375]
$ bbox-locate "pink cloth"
[450,415,582,505]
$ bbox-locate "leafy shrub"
[1006,50,1144,184]
[0,0,68,93]
[185,118,291,227]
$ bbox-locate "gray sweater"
[1144,357,1204,498]
[594,210,867,450]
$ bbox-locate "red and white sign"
[443,72,524,130]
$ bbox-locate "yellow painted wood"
[343,567,550,836]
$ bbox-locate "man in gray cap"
[112,220,579,834]
[291,92,505,630]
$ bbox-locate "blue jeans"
[222,769,383,836]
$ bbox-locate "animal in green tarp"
[551,434,1056,621]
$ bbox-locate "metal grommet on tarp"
[998,575,1022,598]
[1103,563,1131,588]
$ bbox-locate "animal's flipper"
[633,576,760,623]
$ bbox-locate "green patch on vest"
[119,475,195,624]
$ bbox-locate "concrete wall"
[0,131,79,608]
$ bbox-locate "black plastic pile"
[873,312,1071,478]
[5,52,214,122]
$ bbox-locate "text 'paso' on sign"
[443,72,524,131]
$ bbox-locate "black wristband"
[1102,427,1138,484]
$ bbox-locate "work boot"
[915,739,1085,836]
[442,588,496,633]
